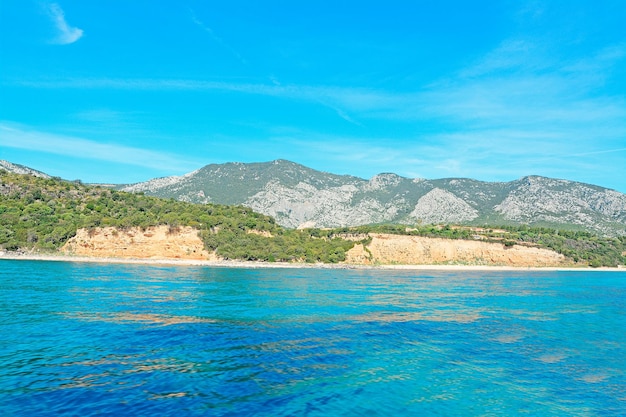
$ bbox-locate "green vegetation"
[0,171,353,262]
[494,224,626,268]
[1,170,624,267]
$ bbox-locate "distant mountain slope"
[121,160,626,236]
[121,160,363,205]
[0,160,50,178]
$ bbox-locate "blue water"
[0,260,624,416]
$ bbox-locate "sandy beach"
[0,251,621,272]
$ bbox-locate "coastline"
[1,251,622,272]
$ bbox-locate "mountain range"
[117,160,626,236]
[2,159,624,236]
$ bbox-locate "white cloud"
[0,122,199,172]
[459,39,544,78]
[46,3,83,45]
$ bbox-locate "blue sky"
[1,1,625,191]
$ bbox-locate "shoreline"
[1,252,622,272]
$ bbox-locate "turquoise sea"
[0,260,624,416]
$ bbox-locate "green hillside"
[0,171,353,263]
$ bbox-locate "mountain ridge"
[117,160,626,236]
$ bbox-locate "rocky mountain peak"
[366,173,404,190]
[408,188,479,224]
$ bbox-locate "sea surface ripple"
[1,260,624,416]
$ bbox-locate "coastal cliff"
[62,226,216,260]
[345,233,568,267]
[62,226,569,267]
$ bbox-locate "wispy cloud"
[14,77,385,124]
[14,41,624,128]
[508,147,626,166]
[189,9,247,65]
[45,2,83,45]
[266,125,625,185]
[0,122,199,172]
[9,32,624,186]
[459,39,545,78]
[13,66,624,179]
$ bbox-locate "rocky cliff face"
[62,226,216,260]
[408,188,479,224]
[121,160,626,236]
[345,234,568,267]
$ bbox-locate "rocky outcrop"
[345,233,568,267]
[0,160,50,178]
[408,188,479,224]
[244,180,402,228]
[62,226,217,260]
